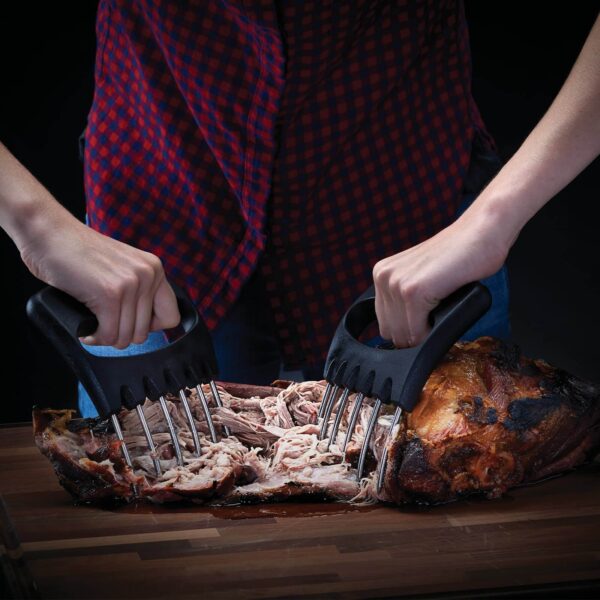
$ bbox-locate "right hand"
[19,212,180,349]
[372,209,508,348]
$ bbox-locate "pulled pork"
[34,338,600,506]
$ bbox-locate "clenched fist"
[20,219,180,348]
[372,208,508,348]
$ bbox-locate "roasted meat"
[34,338,600,506]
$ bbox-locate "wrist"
[8,192,78,253]
[0,192,41,249]
[459,187,527,257]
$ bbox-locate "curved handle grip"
[26,283,198,341]
[345,283,489,342]
[325,282,492,410]
[26,283,217,417]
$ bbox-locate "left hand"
[372,210,509,348]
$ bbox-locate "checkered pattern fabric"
[84,0,494,369]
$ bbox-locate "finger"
[115,279,139,349]
[379,283,411,346]
[382,278,415,348]
[388,295,412,348]
[132,286,154,345]
[131,261,161,344]
[150,279,180,331]
[402,305,431,347]
[373,261,395,341]
[375,288,396,342]
[395,290,437,347]
[81,299,121,347]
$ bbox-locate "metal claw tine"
[111,414,139,497]
[342,392,364,453]
[135,405,162,476]
[209,380,230,437]
[195,384,218,443]
[158,395,184,466]
[178,389,202,456]
[357,398,382,481]
[319,384,338,426]
[111,414,133,468]
[318,385,341,440]
[318,382,334,419]
[376,406,403,492]
[326,388,351,449]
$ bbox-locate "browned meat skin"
[33,338,600,506]
[33,410,145,503]
[379,337,600,504]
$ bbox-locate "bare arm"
[0,142,180,347]
[374,15,600,347]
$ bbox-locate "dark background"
[0,3,598,423]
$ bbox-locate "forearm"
[461,14,600,250]
[0,142,79,251]
[0,141,180,345]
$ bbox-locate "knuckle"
[141,253,164,277]
[121,272,140,290]
[372,262,391,286]
[148,254,164,273]
[399,279,420,302]
[372,261,383,281]
[136,262,156,285]
[100,283,122,303]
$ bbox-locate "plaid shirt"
[84,0,493,368]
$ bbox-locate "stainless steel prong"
[317,382,334,419]
[342,392,364,453]
[111,414,138,497]
[376,406,403,492]
[135,405,162,476]
[326,388,351,448]
[319,385,341,440]
[356,398,382,481]
[111,414,133,467]
[158,395,184,466]
[178,389,202,456]
[209,380,230,436]
[195,384,218,443]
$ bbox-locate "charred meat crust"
[33,410,140,502]
[381,338,600,505]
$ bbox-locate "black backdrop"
[0,3,598,422]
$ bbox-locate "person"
[76,0,511,418]
[2,4,598,418]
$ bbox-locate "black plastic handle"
[324,282,491,411]
[26,284,218,418]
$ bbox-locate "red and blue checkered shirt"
[84,0,494,368]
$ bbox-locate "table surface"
[0,422,599,599]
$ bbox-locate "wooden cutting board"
[1,422,599,600]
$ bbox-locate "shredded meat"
[33,338,600,506]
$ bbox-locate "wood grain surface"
[1,422,600,599]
